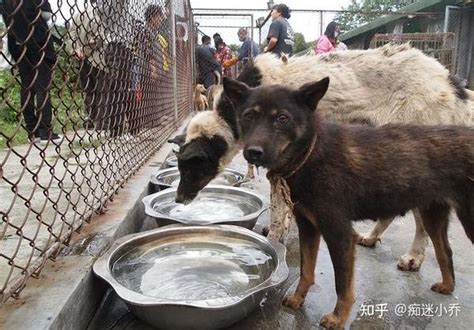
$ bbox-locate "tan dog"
[205,70,223,110]
[194,84,208,111]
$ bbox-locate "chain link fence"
[370,33,456,73]
[444,6,473,84]
[0,0,193,303]
[258,9,342,56]
[192,8,342,83]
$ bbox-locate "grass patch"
[0,48,84,149]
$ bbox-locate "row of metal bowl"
[94,153,288,329]
[149,167,245,192]
[146,159,266,230]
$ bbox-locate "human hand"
[74,48,85,60]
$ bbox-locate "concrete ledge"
[0,116,191,330]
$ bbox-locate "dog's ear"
[295,77,330,111]
[223,77,250,108]
[168,134,186,147]
[177,143,208,162]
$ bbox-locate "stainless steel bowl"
[165,155,178,167]
[93,225,288,329]
[149,167,246,193]
[142,186,266,229]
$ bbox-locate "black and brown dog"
[222,77,474,329]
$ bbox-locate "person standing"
[315,21,340,54]
[224,28,260,70]
[212,33,221,51]
[67,0,108,131]
[144,5,171,82]
[140,4,172,128]
[195,35,221,89]
[236,28,259,65]
[1,0,61,144]
[214,37,233,78]
[263,3,294,57]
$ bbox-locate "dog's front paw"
[320,313,343,329]
[356,234,380,247]
[397,252,424,272]
[431,282,454,295]
[282,293,305,310]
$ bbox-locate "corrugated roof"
[339,0,455,41]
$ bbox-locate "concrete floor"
[89,154,474,330]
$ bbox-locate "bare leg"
[397,208,428,271]
[283,216,321,309]
[420,203,455,294]
[319,224,356,329]
[356,217,393,247]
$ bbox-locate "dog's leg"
[397,208,428,271]
[356,217,393,247]
[420,203,455,294]
[245,163,255,179]
[283,216,321,309]
[319,222,356,330]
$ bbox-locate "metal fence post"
[190,14,196,104]
[170,2,179,125]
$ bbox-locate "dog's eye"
[243,111,254,121]
[277,114,289,124]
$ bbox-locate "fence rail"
[370,32,456,73]
[0,0,193,303]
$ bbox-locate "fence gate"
[369,33,456,73]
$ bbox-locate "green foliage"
[228,44,240,53]
[336,0,404,31]
[293,32,313,54]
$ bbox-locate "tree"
[335,0,404,32]
[228,44,239,54]
[293,32,312,54]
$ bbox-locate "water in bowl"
[112,236,275,303]
[154,193,259,222]
[161,172,238,187]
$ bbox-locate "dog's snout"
[245,146,265,163]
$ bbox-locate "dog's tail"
[213,70,222,85]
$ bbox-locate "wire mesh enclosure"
[369,33,456,73]
[444,6,473,86]
[192,8,343,80]
[0,0,193,303]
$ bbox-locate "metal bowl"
[93,225,288,329]
[149,167,246,193]
[142,186,266,230]
[165,155,178,167]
